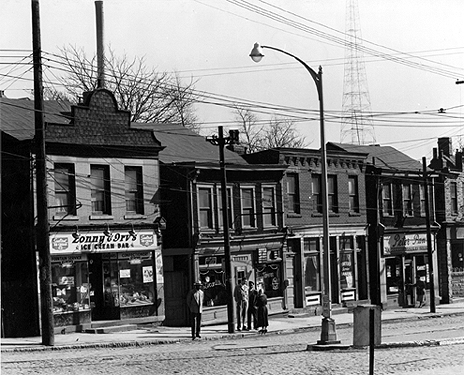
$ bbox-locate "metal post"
[218,127,235,333]
[31,0,54,346]
[422,157,436,313]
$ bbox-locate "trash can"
[353,304,381,347]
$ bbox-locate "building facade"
[1,90,165,337]
[244,147,369,313]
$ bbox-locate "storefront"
[383,231,438,308]
[49,228,164,331]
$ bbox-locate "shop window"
[450,181,458,214]
[262,186,276,227]
[241,188,256,228]
[340,236,355,290]
[91,165,111,215]
[125,166,144,214]
[118,253,155,307]
[402,184,413,216]
[382,182,393,216]
[386,257,401,294]
[348,176,359,213]
[199,270,227,307]
[256,264,282,298]
[199,187,214,229]
[328,175,338,213]
[52,260,90,313]
[304,254,320,292]
[217,187,233,230]
[54,163,76,216]
[287,173,300,214]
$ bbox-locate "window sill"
[349,212,361,217]
[124,214,147,220]
[52,215,79,221]
[89,215,114,220]
[287,213,302,218]
[311,213,340,217]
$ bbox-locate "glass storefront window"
[118,253,155,307]
[199,269,227,307]
[304,255,320,292]
[386,257,401,294]
[340,252,355,289]
[52,261,90,313]
[256,264,282,298]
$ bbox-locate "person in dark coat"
[186,281,204,340]
[256,287,268,334]
[247,281,258,330]
[414,276,426,308]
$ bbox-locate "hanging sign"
[383,233,429,255]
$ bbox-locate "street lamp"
[206,126,240,334]
[250,42,339,345]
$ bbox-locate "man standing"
[234,278,249,331]
[247,280,258,330]
[186,280,204,340]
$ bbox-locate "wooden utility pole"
[32,0,54,346]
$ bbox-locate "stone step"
[84,324,138,334]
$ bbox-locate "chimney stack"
[95,1,105,88]
[438,137,452,157]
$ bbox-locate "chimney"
[438,137,452,157]
[456,151,463,171]
[95,1,105,88]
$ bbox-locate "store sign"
[50,230,157,255]
[383,233,429,255]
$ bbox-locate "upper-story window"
[241,187,256,228]
[348,176,359,213]
[199,187,214,229]
[54,163,76,216]
[328,175,338,213]
[262,186,276,227]
[125,166,144,214]
[287,173,300,214]
[382,182,393,216]
[311,174,322,213]
[419,184,426,217]
[218,187,233,230]
[450,181,458,215]
[402,184,413,217]
[90,165,111,215]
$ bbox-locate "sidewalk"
[2,301,464,352]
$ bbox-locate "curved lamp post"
[250,42,339,345]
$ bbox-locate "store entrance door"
[89,253,121,321]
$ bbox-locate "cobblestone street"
[2,316,464,375]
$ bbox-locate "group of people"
[186,278,269,340]
[234,279,269,334]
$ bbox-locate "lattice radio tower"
[340,0,376,145]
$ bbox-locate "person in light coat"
[186,280,204,340]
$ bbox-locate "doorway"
[88,253,121,321]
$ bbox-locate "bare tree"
[46,45,199,131]
[233,107,307,152]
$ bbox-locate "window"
[199,187,213,229]
[382,183,393,216]
[328,175,338,213]
[125,167,144,214]
[241,188,255,227]
[348,176,359,213]
[450,181,458,214]
[262,186,276,227]
[287,173,300,213]
[340,236,355,290]
[303,238,320,292]
[218,187,233,229]
[311,174,322,213]
[402,184,413,216]
[90,165,111,215]
[54,163,76,216]
[419,184,426,217]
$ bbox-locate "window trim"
[124,166,144,215]
[198,185,214,230]
[90,165,111,215]
[217,185,234,230]
[382,182,393,216]
[348,175,360,213]
[311,174,322,214]
[327,175,338,213]
[402,183,413,217]
[286,173,300,214]
[54,163,76,216]
[450,181,458,215]
[262,185,277,227]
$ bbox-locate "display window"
[52,257,90,313]
[256,263,282,298]
[386,257,402,294]
[199,269,227,307]
[303,237,321,293]
[118,252,155,307]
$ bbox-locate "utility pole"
[422,157,436,313]
[32,0,54,346]
[206,126,239,334]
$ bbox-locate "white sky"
[2,0,464,160]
